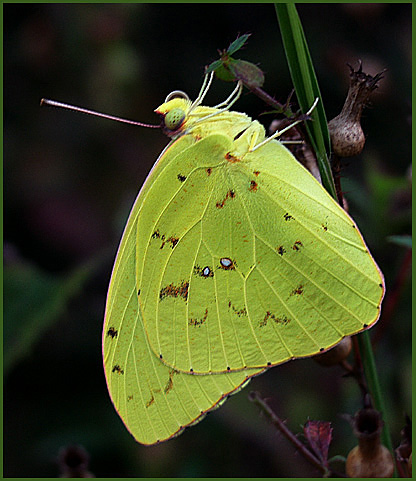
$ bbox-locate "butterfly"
[99,71,384,444]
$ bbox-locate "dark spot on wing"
[161,236,179,249]
[189,308,208,327]
[253,170,260,176]
[177,173,187,182]
[216,190,235,208]
[322,223,328,231]
[151,230,179,249]
[112,365,124,375]
[159,281,189,301]
[225,152,241,163]
[229,302,247,316]
[292,240,304,251]
[206,167,212,175]
[259,311,290,328]
[164,370,175,394]
[291,284,304,296]
[277,246,286,256]
[107,327,118,339]
[284,213,294,221]
[146,394,155,408]
[249,180,258,192]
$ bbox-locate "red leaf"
[303,420,333,467]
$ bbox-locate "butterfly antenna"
[40,99,161,129]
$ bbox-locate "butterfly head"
[155,97,192,138]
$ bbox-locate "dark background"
[4,3,411,477]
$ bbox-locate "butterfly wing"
[137,122,384,374]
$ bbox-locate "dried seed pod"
[328,61,385,157]
[345,405,394,477]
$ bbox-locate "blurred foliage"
[4,3,411,477]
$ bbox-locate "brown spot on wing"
[291,284,304,296]
[146,394,155,408]
[160,281,189,301]
[225,152,241,163]
[249,180,258,192]
[152,230,179,249]
[164,370,175,394]
[292,240,304,251]
[189,308,208,327]
[259,311,290,328]
[277,246,286,256]
[107,327,118,339]
[216,190,235,208]
[229,303,247,316]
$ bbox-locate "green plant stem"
[357,332,395,457]
[275,3,396,474]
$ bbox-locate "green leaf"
[227,34,251,55]
[228,59,264,88]
[275,3,336,200]
[4,257,100,375]
[206,59,223,74]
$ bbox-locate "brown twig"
[248,391,345,476]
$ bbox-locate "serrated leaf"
[227,34,251,55]
[206,59,223,74]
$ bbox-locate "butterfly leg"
[250,98,319,152]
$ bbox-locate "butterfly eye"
[164,108,186,131]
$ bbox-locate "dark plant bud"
[57,445,94,478]
[328,61,385,157]
[313,336,352,366]
[345,405,394,477]
[395,415,412,476]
